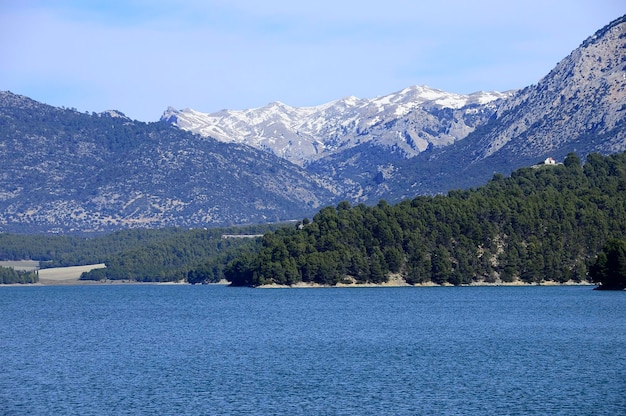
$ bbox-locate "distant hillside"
[0,92,337,233]
[163,87,512,166]
[0,223,284,284]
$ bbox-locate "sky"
[1,1,623,122]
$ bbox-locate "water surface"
[1,285,624,415]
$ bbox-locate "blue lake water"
[1,285,625,415]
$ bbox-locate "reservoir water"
[1,285,625,415]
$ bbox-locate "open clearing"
[38,264,106,282]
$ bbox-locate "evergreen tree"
[589,239,626,290]
[431,245,452,285]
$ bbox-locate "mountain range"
[1,14,625,233]
[162,87,513,166]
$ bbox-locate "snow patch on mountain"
[162,85,514,165]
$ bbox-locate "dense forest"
[79,229,263,283]
[224,152,626,287]
[0,228,191,266]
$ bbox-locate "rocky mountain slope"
[0,93,338,233]
[375,14,626,200]
[471,14,626,161]
[162,87,513,166]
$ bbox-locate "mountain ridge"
[475,14,626,160]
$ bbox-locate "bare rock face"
[367,14,626,200]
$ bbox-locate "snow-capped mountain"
[161,86,514,165]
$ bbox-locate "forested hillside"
[0,228,191,266]
[224,152,626,286]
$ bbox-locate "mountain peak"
[0,90,43,109]
[265,101,288,108]
[97,110,129,119]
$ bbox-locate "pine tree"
[590,239,626,290]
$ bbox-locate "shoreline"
[254,275,595,289]
[255,280,595,289]
[0,279,192,287]
[1,275,594,288]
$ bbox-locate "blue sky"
[1,1,623,121]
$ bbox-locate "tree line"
[0,266,38,284]
[589,239,626,290]
[223,152,626,287]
